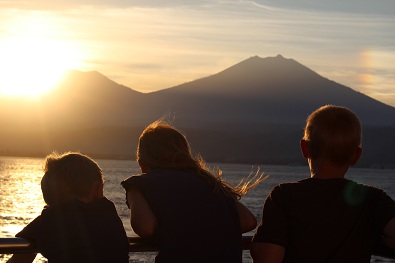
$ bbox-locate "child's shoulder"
[121,173,145,188]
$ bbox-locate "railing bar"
[1,236,394,259]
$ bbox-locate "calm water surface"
[1,156,394,262]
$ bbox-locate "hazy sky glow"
[1,0,394,106]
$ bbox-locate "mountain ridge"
[148,55,395,126]
[0,55,394,166]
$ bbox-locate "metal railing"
[0,236,250,254]
[1,236,395,259]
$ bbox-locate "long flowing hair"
[137,121,265,199]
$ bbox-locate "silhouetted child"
[7,152,130,263]
[250,105,395,262]
[121,120,264,263]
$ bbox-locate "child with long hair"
[122,121,264,263]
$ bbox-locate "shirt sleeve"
[15,215,42,245]
[121,175,142,208]
[252,184,288,247]
[373,188,395,233]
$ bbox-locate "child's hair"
[303,105,362,165]
[41,152,103,206]
[137,121,264,199]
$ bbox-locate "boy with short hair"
[250,105,395,262]
[7,152,130,263]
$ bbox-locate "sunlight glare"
[0,16,83,97]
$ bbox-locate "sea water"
[0,156,394,262]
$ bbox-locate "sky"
[0,0,394,106]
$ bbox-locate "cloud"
[3,0,394,15]
[1,0,394,105]
[0,0,214,10]
[249,0,395,16]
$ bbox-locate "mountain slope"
[150,55,395,126]
[0,55,394,166]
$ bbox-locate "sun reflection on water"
[2,157,394,263]
[0,157,46,262]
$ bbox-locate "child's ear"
[92,180,104,199]
[138,161,150,173]
[300,139,309,159]
[349,147,362,165]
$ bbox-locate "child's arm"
[250,242,285,263]
[6,253,37,263]
[383,217,395,248]
[235,200,257,233]
[126,188,158,238]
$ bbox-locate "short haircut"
[303,105,362,165]
[41,152,103,205]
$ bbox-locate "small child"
[250,105,395,262]
[7,152,130,263]
[122,121,264,263]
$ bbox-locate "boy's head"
[302,105,362,166]
[41,152,104,206]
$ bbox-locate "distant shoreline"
[1,153,394,170]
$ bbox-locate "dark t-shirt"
[16,197,130,263]
[252,178,395,263]
[121,169,242,263]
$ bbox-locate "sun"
[0,17,83,98]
